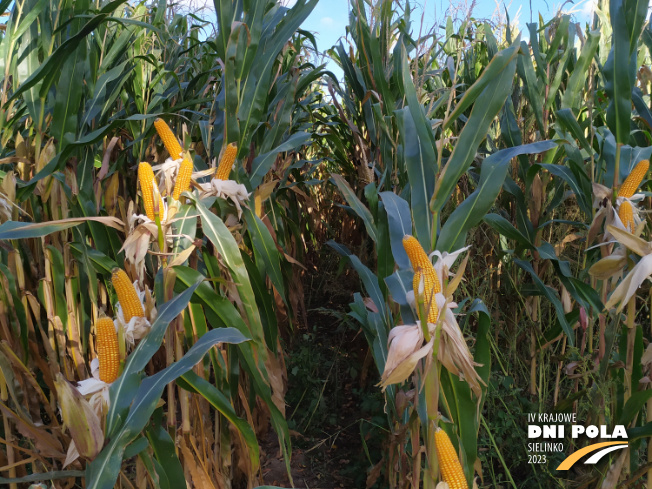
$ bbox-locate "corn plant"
[320,0,652,487]
[5,0,652,488]
[473,0,652,485]
[321,2,534,487]
[0,0,323,487]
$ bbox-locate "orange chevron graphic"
[557,442,628,470]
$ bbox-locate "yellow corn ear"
[619,200,635,232]
[214,143,238,180]
[402,235,440,323]
[620,159,649,198]
[96,317,119,383]
[434,428,467,489]
[173,156,193,200]
[111,268,144,322]
[154,118,183,160]
[104,172,119,216]
[138,162,164,221]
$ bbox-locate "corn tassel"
[619,159,649,198]
[154,118,183,160]
[402,235,440,323]
[96,317,120,383]
[214,143,238,180]
[138,162,164,221]
[173,156,193,200]
[619,200,635,232]
[111,268,144,322]
[434,428,467,489]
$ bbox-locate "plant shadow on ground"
[261,247,387,488]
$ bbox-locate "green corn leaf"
[179,371,260,472]
[332,174,377,243]
[327,240,388,325]
[620,390,652,425]
[86,328,248,489]
[250,132,312,188]
[556,109,593,154]
[603,0,649,144]
[171,204,198,256]
[236,0,318,147]
[431,39,519,216]
[445,41,520,129]
[8,0,128,105]
[440,369,478,486]
[52,41,87,150]
[514,259,574,345]
[516,40,545,134]
[243,208,286,298]
[328,241,389,364]
[395,107,434,249]
[173,266,292,480]
[0,217,123,240]
[195,199,266,347]
[483,214,535,249]
[13,0,46,125]
[438,141,557,251]
[145,420,186,489]
[384,269,416,324]
[0,265,28,357]
[123,437,149,460]
[140,451,170,489]
[633,88,652,130]
[561,30,600,112]
[536,163,592,216]
[105,279,203,437]
[379,191,412,270]
[0,471,85,485]
[628,422,652,441]
[81,60,131,128]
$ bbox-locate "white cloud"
[558,0,598,18]
[321,16,334,26]
[278,0,298,7]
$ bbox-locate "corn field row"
[0,0,651,487]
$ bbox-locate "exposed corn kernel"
[173,156,193,200]
[620,160,649,198]
[403,235,440,323]
[111,268,144,323]
[434,428,467,489]
[154,118,183,160]
[619,200,635,232]
[214,143,238,180]
[138,162,165,221]
[96,317,119,383]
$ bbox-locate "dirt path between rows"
[261,250,382,488]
